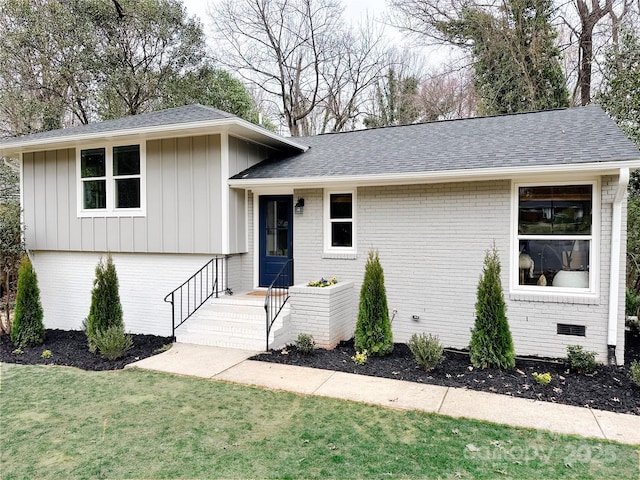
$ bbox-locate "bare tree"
[209,0,390,135]
[559,0,633,105]
[419,66,477,120]
[317,18,390,133]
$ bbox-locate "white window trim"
[510,179,600,298]
[76,142,146,218]
[323,189,357,255]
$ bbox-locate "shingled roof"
[231,105,640,185]
[0,104,233,145]
[0,104,306,154]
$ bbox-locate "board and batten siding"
[227,136,268,253]
[22,134,267,255]
[289,179,625,363]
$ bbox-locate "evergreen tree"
[440,0,569,115]
[354,250,394,356]
[364,68,421,128]
[10,256,45,347]
[85,254,123,353]
[598,25,640,196]
[469,244,515,369]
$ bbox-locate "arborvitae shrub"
[469,244,515,369]
[10,256,45,347]
[354,250,393,356]
[85,254,124,353]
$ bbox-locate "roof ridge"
[306,105,601,139]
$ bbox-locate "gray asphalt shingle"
[0,104,234,146]
[232,105,640,180]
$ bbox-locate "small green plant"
[153,344,173,354]
[41,349,52,359]
[93,325,133,360]
[626,288,640,317]
[629,361,640,388]
[532,372,551,385]
[307,277,337,287]
[12,348,23,355]
[408,333,444,371]
[351,349,368,365]
[295,333,315,354]
[566,345,597,374]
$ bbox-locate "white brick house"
[1,104,639,364]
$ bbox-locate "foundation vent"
[557,323,586,336]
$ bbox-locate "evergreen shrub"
[566,345,597,374]
[295,333,315,354]
[10,256,45,347]
[85,254,125,353]
[408,333,444,371]
[469,244,515,369]
[630,361,640,388]
[354,250,393,356]
[94,325,133,360]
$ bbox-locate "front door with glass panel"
[259,196,293,287]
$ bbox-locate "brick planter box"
[289,281,355,349]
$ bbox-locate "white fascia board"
[228,159,640,189]
[0,118,307,156]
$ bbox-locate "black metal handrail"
[164,256,228,339]
[264,259,293,351]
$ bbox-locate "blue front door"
[259,195,293,287]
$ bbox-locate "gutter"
[0,117,308,156]
[229,160,640,189]
[607,167,630,365]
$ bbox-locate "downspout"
[607,168,629,365]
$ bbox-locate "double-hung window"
[515,182,596,293]
[79,144,144,216]
[324,190,356,254]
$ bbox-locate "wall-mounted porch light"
[294,198,305,214]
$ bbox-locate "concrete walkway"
[128,343,640,446]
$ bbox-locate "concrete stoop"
[175,293,293,351]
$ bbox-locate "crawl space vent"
[557,323,586,336]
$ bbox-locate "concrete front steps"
[174,292,293,351]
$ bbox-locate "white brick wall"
[286,178,626,363]
[289,281,355,348]
[31,251,222,336]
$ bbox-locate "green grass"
[0,364,638,479]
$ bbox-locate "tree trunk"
[579,26,594,106]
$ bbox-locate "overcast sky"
[182,0,391,25]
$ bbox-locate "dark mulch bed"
[0,329,172,371]
[2,328,639,416]
[252,330,640,416]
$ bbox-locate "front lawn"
[1,363,637,479]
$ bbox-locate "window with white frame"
[325,190,355,252]
[516,183,595,291]
[79,144,144,215]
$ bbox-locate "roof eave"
[0,117,307,156]
[228,159,640,189]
